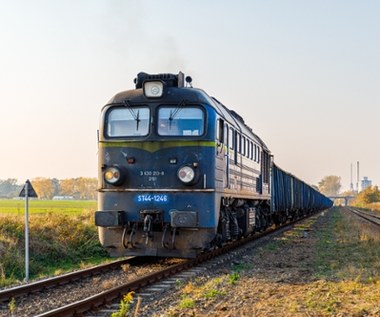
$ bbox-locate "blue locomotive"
[95,72,332,258]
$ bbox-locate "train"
[95,72,333,258]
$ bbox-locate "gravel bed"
[128,210,331,316]
[94,218,312,317]
[0,258,184,317]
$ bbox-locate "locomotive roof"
[106,72,270,152]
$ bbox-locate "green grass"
[204,288,226,298]
[314,207,380,282]
[178,295,196,309]
[0,200,108,287]
[0,199,96,215]
[231,262,253,273]
[228,272,240,284]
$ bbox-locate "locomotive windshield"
[158,106,204,136]
[106,107,150,137]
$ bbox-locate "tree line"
[318,175,380,206]
[2,175,378,204]
[0,177,97,200]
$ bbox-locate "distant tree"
[356,186,380,204]
[0,177,97,200]
[60,178,74,197]
[51,178,61,197]
[31,177,55,199]
[60,177,97,200]
[318,175,341,196]
[0,179,22,198]
[79,177,97,200]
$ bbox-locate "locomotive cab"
[95,72,222,257]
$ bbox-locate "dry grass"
[0,212,107,286]
[145,208,380,317]
[366,202,380,212]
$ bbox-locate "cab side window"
[217,119,224,143]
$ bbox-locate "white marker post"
[19,179,37,282]
[24,181,29,281]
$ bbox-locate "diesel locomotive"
[95,72,332,258]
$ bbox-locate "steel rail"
[0,258,133,303]
[346,207,380,226]
[358,209,380,220]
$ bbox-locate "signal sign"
[19,179,37,282]
[19,179,38,198]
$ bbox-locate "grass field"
[0,199,105,286]
[0,199,96,215]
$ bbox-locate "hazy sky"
[0,1,379,192]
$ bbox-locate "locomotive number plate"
[136,194,169,203]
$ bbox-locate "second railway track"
[346,207,380,227]
[0,258,133,303]
[0,257,186,317]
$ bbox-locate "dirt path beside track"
[136,207,380,316]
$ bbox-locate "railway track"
[0,258,133,303]
[0,210,327,317]
[346,207,380,227]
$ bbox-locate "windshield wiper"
[169,100,186,121]
[168,100,186,129]
[136,110,140,131]
[123,100,141,131]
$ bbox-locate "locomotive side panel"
[213,115,270,200]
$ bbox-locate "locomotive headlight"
[143,81,163,98]
[177,166,195,184]
[104,166,124,185]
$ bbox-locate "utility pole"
[356,161,360,193]
[350,163,354,192]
